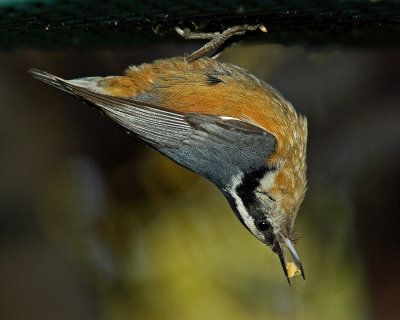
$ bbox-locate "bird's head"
[222,106,307,284]
[224,159,307,284]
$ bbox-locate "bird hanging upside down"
[29,24,307,284]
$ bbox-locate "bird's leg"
[175,24,267,62]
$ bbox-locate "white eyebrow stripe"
[226,172,264,242]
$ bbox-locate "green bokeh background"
[1,40,399,319]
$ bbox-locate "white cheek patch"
[256,160,284,194]
[255,169,285,232]
[256,170,277,195]
[225,172,265,242]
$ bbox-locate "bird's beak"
[275,236,305,285]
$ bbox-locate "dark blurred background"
[1,40,399,320]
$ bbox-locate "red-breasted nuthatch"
[29,25,307,284]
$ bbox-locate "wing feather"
[30,68,277,184]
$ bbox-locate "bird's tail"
[28,68,72,94]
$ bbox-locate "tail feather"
[28,68,72,94]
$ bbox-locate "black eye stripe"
[256,221,271,232]
[235,166,276,207]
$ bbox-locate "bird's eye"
[256,221,270,232]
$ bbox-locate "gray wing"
[29,69,277,187]
[29,68,190,145]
